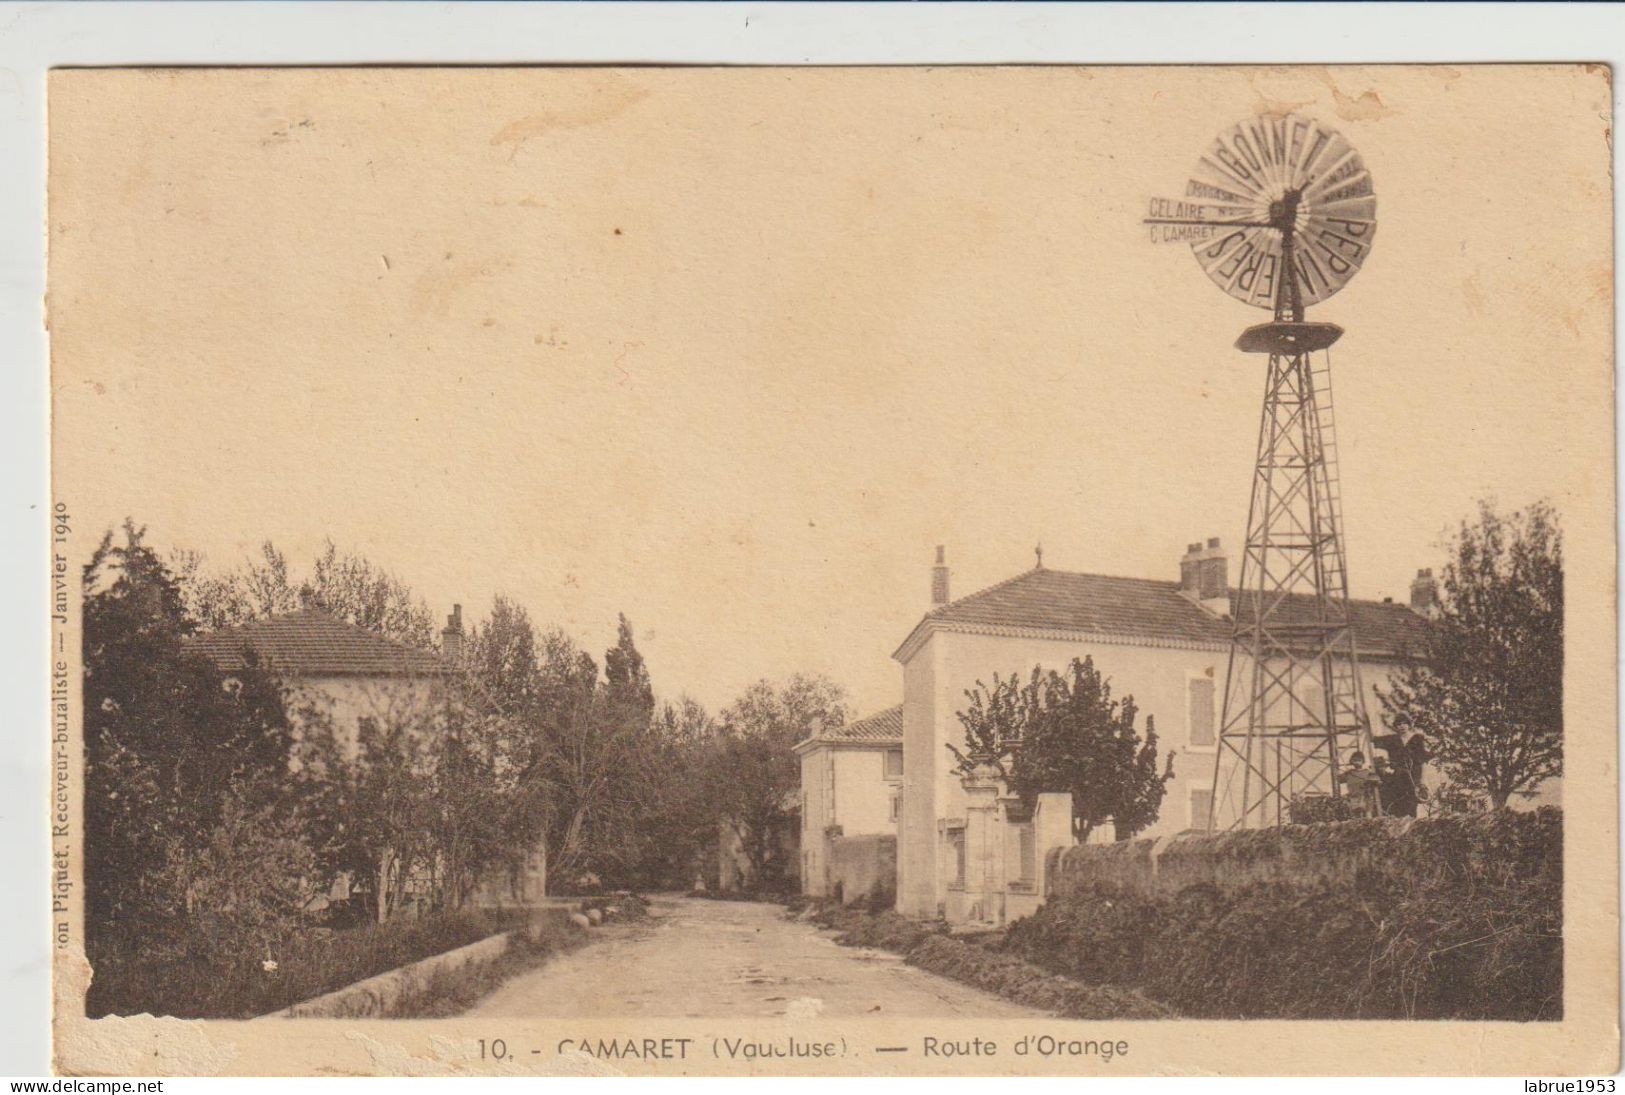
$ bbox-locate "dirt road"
[466,895,1049,1019]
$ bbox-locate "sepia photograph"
[43,60,1614,1076]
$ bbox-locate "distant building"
[795,705,904,900]
[717,792,800,894]
[191,605,547,913]
[893,541,1438,923]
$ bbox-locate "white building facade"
[795,706,904,899]
[893,543,1435,922]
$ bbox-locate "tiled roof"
[831,705,904,743]
[189,609,448,677]
[897,567,1430,662]
[801,705,904,749]
[1237,590,1434,659]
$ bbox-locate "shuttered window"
[1188,677,1215,747]
[1191,788,1214,831]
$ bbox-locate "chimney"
[1180,542,1202,594]
[442,603,465,662]
[1180,537,1231,617]
[1409,568,1439,617]
[931,546,950,607]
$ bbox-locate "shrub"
[1005,808,1563,1021]
[87,907,525,1019]
[1288,794,1359,825]
[804,900,1167,1019]
[859,886,897,914]
[806,903,943,952]
[150,790,321,974]
[908,936,1172,1019]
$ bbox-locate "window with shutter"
[1188,677,1215,747]
[1190,788,1214,830]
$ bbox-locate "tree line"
[85,522,839,991]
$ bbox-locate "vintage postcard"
[47,64,1615,1075]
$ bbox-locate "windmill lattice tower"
[1145,114,1382,830]
[1211,290,1378,829]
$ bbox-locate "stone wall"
[265,930,516,1019]
[828,833,897,906]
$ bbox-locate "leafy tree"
[426,683,517,911]
[713,675,848,888]
[463,602,676,889]
[168,548,263,633]
[952,657,1173,842]
[169,542,300,628]
[296,672,529,920]
[297,687,435,923]
[1428,780,1490,816]
[463,595,555,888]
[466,595,544,718]
[629,696,720,888]
[304,541,437,647]
[154,788,320,968]
[172,539,436,647]
[604,613,656,721]
[496,621,662,886]
[1378,500,1563,810]
[83,522,302,956]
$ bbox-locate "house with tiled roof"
[191,606,457,763]
[192,605,548,911]
[190,608,452,678]
[894,541,1439,924]
[794,705,904,900]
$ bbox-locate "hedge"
[1007,807,1562,1021]
[87,907,528,1019]
[908,936,1173,1020]
[803,903,1169,1019]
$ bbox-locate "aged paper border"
[9,5,1622,1079]
[45,60,1618,1077]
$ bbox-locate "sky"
[49,64,1613,716]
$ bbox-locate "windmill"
[1145,115,1379,829]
